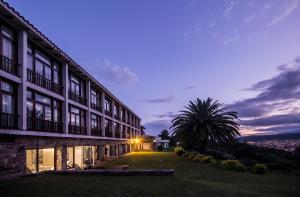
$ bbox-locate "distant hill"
[240,132,300,142]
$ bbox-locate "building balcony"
[0,55,19,76]
[27,118,62,133]
[27,69,63,95]
[91,128,102,136]
[114,115,120,120]
[115,130,120,138]
[105,127,113,137]
[0,112,19,129]
[91,103,102,112]
[68,124,87,135]
[68,90,87,105]
[105,110,112,117]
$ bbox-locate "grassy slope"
[0,152,299,197]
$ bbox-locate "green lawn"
[0,152,299,197]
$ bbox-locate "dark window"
[0,24,18,75]
[91,113,102,136]
[90,88,101,111]
[27,90,62,132]
[68,105,86,135]
[104,118,112,137]
[26,43,62,94]
[104,97,111,112]
[0,79,18,129]
[114,122,120,138]
[68,72,86,105]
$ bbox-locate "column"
[17,30,27,130]
[111,100,115,138]
[62,63,69,134]
[86,81,91,136]
[61,145,67,170]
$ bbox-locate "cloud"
[268,0,300,27]
[91,59,138,86]
[143,119,171,135]
[243,15,254,23]
[228,56,300,135]
[183,85,197,90]
[140,96,174,103]
[224,1,238,19]
[153,112,177,118]
[223,34,240,45]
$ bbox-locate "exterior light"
[134,138,140,143]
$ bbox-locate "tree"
[159,129,170,140]
[170,97,240,153]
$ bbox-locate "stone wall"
[0,134,131,175]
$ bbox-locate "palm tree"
[171,98,240,153]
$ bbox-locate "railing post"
[17,30,28,130]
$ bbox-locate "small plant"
[192,154,205,162]
[221,160,246,172]
[187,153,197,160]
[174,147,185,155]
[252,164,268,174]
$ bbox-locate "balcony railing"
[68,124,87,135]
[105,127,113,137]
[91,128,102,136]
[69,90,87,105]
[121,117,126,123]
[91,103,102,112]
[105,110,112,117]
[0,112,19,129]
[0,55,19,76]
[27,69,63,94]
[27,118,62,133]
[114,115,120,120]
[115,130,120,138]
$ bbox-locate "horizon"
[6,0,300,136]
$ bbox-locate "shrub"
[192,154,205,162]
[174,147,185,155]
[187,153,197,160]
[206,149,235,160]
[157,144,164,151]
[252,164,268,174]
[266,159,295,171]
[221,160,246,172]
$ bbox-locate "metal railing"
[0,112,19,129]
[68,90,87,105]
[91,128,102,136]
[27,118,62,133]
[0,55,19,76]
[91,103,102,112]
[27,69,63,94]
[68,124,87,135]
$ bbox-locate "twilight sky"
[7,0,300,136]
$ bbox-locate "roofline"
[0,0,141,120]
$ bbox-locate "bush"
[206,149,235,160]
[174,147,185,155]
[192,154,205,162]
[221,160,246,172]
[266,159,295,171]
[157,144,163,151]
[252,164,268,174]
[187,153,197,160]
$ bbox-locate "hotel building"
[0,1,141,173]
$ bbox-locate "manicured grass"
[0,152,299,197]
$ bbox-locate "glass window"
[44,65,52,80]
[1,81,13,92]
[2,37,13,59]
[27,53,34,70]
[105,98,111,111]
[35,59,44,76]
[2,94,13,113]
[36,94,51,105]
[38,148,54,172]
[26,149,37,173]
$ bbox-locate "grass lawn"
[0,152,299,197]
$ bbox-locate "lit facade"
[0,1,141,173]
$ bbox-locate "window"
[69,72,85,97]
[114,104,119,116]
[68,105,86,134]
[105,118,112,137]
[0,80,14,114]
[90,88,101,111]
[1,26,14,60]
[26,90,62,132]
[91,113,102,136]
[114,122,120,138]
[104,97,111,112]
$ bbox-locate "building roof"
[0,0,140,120]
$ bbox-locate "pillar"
[86,81,91,136]
[17,30,27,130]
[62,63,69,134]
